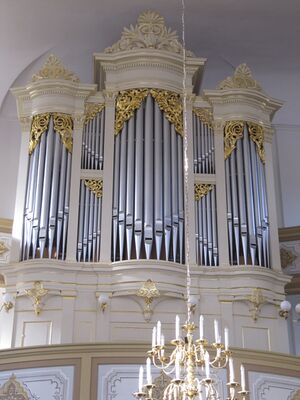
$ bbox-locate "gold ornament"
[217,63,262,91]
[0,241,9,255]
[0,374,29,400]
[137,279,160,321]
[32,54,80,82]
[280,247,297,269]
[53,113,73,153]
[85,103,105,125]
[247,288,266,322]
[84,179,103,198]
[115,89,149,135]
[29,113,50,154]
[194,183,213,201]
[224,121,245,159]
[193,108,213,128]
[150,89,183,136]
[25,281,49,316]
[247,122,265,163]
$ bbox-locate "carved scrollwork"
[217,63,262,91]
[224,121,245,160]
[150,89,183,136]
[194,184,213,201]
[85,103,105,125]
[84,179,103,198]
[0,241,9,255]
[280,247,297,269]
[247,122,265,163]
[32,54,80,83]
[53,113,73,153]
[29,113,50,154]
[193,108,213,128]
[25,281,49,316]
[0,374,29,400]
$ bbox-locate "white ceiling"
[0,0,300,219]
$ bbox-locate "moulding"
[279,226,300,242]
[0,218,12,234]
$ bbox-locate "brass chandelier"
[133,0,250,399]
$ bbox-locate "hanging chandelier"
[133,0,250,399]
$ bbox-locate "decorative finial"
[32,54,80,83]
[217,63,262,91]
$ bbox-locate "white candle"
[152,327,156,348]
[199,315,204,340]
[214,320,219,343]
[224,327,229,350]
[139,366,144,392]
[161,334,165,357]
[175,353,180,380]
[146,357,152,385]
[204,351,210,379]
[157,321,161,346]
[229,357,235,383]
[240,364,246,391]
[176,315,180,340]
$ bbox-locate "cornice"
[279,226,300,242]
[0,218,12,234]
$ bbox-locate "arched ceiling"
[0,0,300,219]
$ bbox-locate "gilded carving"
[25,281,49,316]
[152,372,172,400]
[115,89,149,135]
[53,113,73,153]
[280,247,297,269]
[217,63,262,91]
[105,11,194,56]
[137,279,160,321]
[193,108,213,128]
[29,113,50,154]
[84,179,103,198]
[247,122,265,163]
[0,241,9,255]
[224,121,244,159]
[150,89,183,136]
[85,103,105,125]
[194,184,213,201]
[290,389,300,400]
[0,374,29,400]
[32,54,80,83]
[247,288,266,322]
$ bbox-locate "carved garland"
[224,121,265,163]
[84,179,103,198]
[194,183,213,201]
[0,374,29,400]
[115,88,183,136]
[84,103,105,125]
[29,113,73,154]
[193,108,213,128]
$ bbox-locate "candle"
[152,327,156,348]
[157,321,161,346]
[175,353,180,380]
[240,364,246,391]
[176,315,180,340]
[224,327,229,350]
[204,351,210,379]
[229,357,235,383]
[214,320,219,343]
[161,334,165,357]
[199,315,204,340]
[139,366,144,392]
[146,357,152,385]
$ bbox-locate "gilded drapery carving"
[193,107,213,128]
[194,183,213,201]
[115,88,183,136]
[0,374,29,400]
[29,113,50,154]
[247,122,265,163]
[84,179,103,198]
[84,103,105,125]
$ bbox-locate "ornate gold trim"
[25,281,49,316]
[193,108,213,128]
[0,374,29,399]
[53,113,73,153]
[247,288,266,321]
[0,241,9,255]
[32,54,80,83]
[85,103,105,125]
[224,121,244,159]
[84,179,103,198]
[29,113,50,154]
[217,63,262,91]
[247,122,265,163]
[115,89,149,135]
[150,89,183,136]
[136,279,160,321]
[194,183,213,201]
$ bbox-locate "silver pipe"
[211,127,215,174]
[225,159,233,265]
[88,190,94,261]
[171,125,179,262]
[77,180,85,261]
[207,190,213,266]
[204,123,209,173]
[207,126,211,174]
[62,151,71,260]
[97,196,102,261]
[202,195,208,266]
[177,135,184,264]
[23,151,35,259]
[84,122,89,169]
[144,95,154,259]
[193,115,197,173]
[195,201,199,264]
[99,110,105,170]
[57,146,67,258]
[134,106,144,260]
[118,122,127,260]
[92,193,98,261]
[95,113,100,170]
[83,184,89,261]
[198,199,203,265]
[81,123,86,169]
[87,120,92,169]
[230,151,240,265]
[163,118,172,261]
[154,103,163,260]
[112,133,120,261]
[126,115,135,260]
[197,118,202,173]
[91,118,96,170]
[211,186,218,266]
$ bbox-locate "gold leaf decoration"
[25,281,49,316]
[29,113,50,154]
[85,103,105,125]
[0,374,29,400]
[32,54,80,83]
[224,121,245,159]
[150,89,183,136]
[280,247,297,269]
[115,89,149,135]
[193,108,213,128]
[247,122,265,163]
[84,179,103,198]
[0,241,9,255]
[53,113,73,153]
[217,64,262,91]
[194,183,213,201]
[136,279,160,301]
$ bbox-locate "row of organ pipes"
[21,94,270,269]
